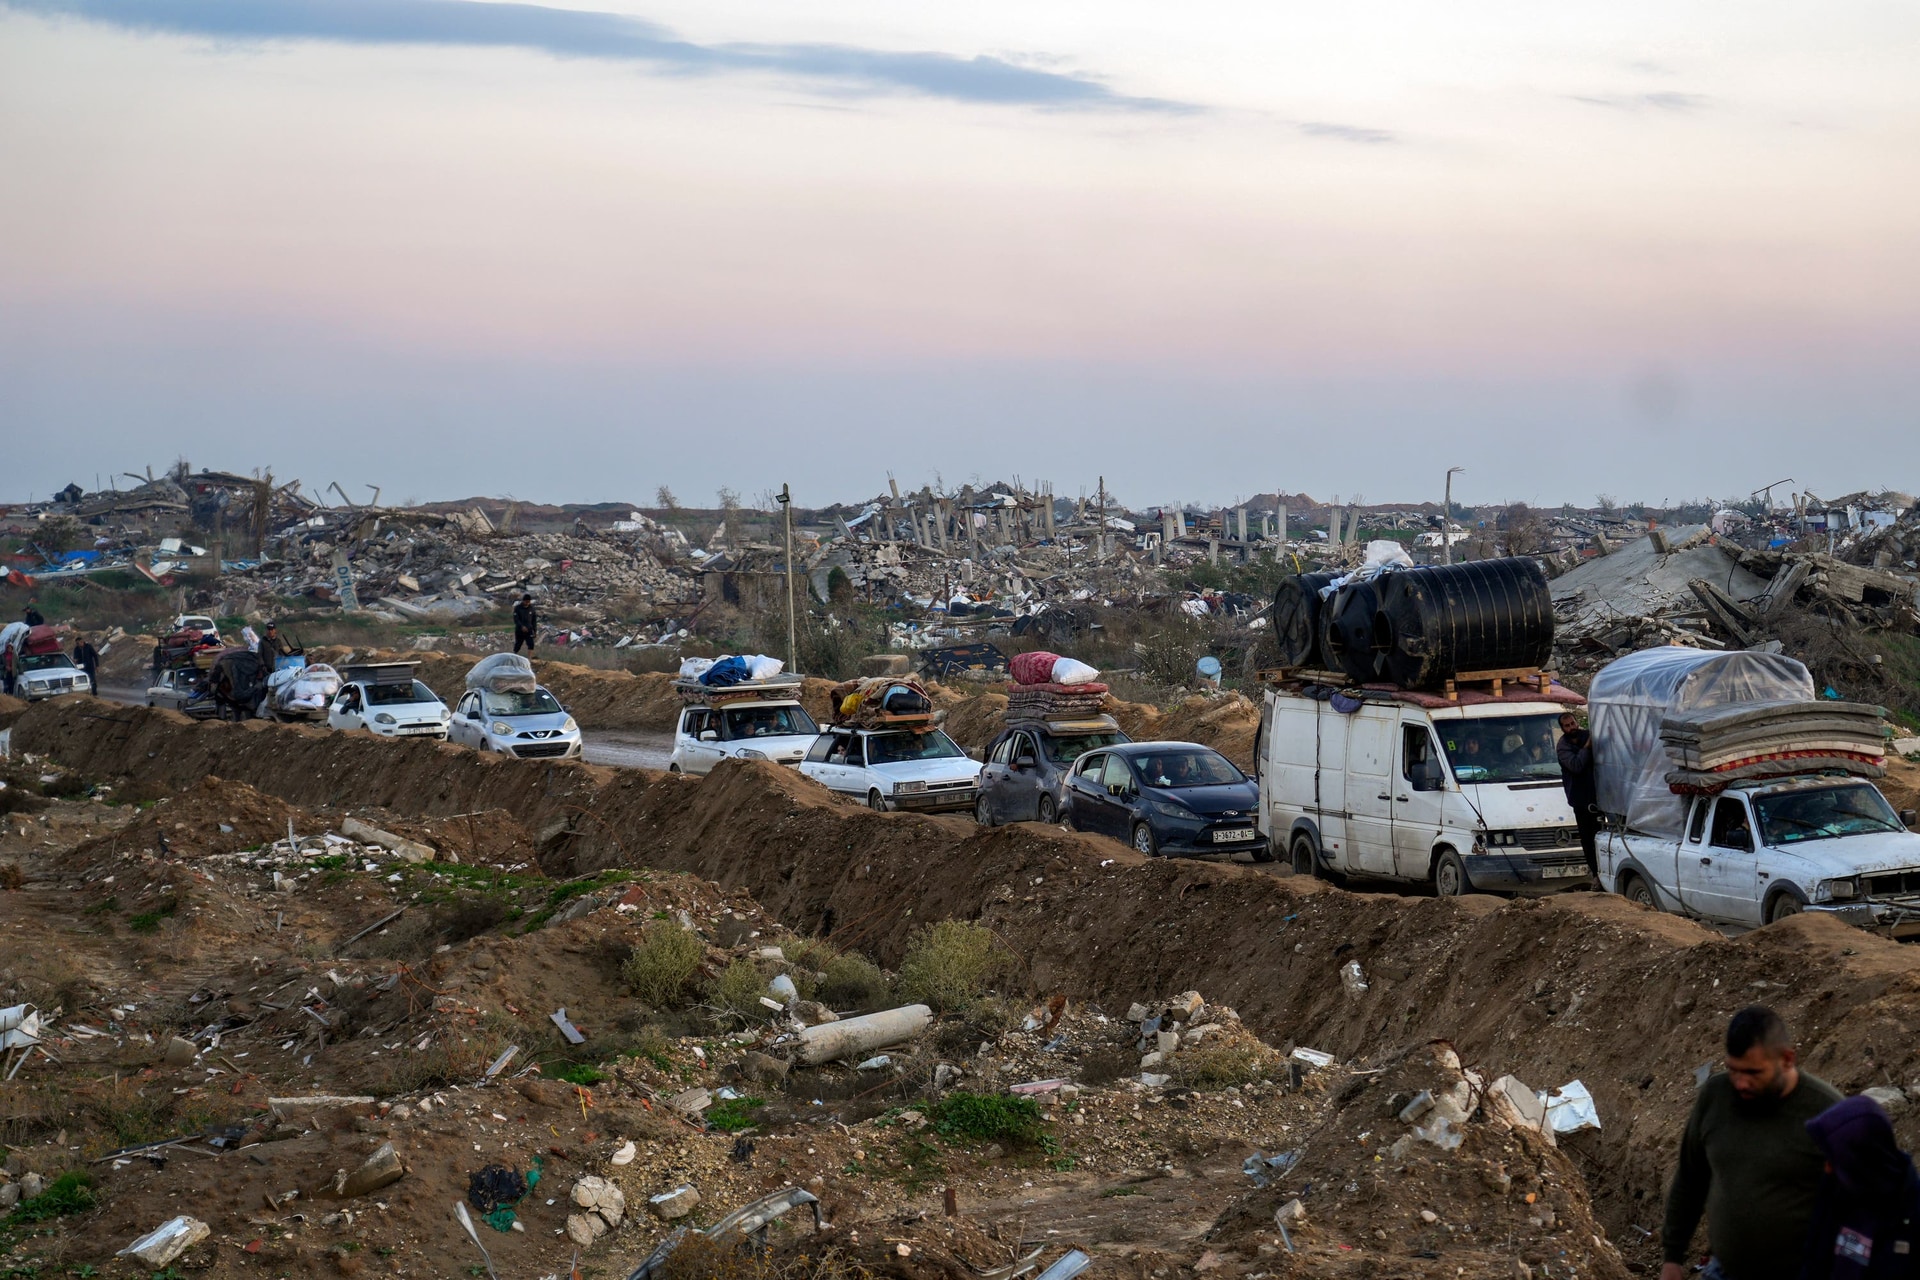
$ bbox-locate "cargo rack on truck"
[1258,665,1563,703]
[672,674,806,706]
[340,662,421,687]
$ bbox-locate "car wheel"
[868,789,888,812]
[1290,831,1319,876]
[1132,823,1159,856]
[975,795,995,827]
[1432,849,1471,897]
[1037,795,1058,825]
[668,763,681,774]
[1623,873,1658,910]
[1767,890,1805,924]
[1250,831,1278,863]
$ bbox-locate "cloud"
[1570,90,1709,113]
[5,0,1193,112]
[1297,121,1396,144]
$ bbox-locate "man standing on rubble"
[22,602,44,627]
[257,621,292,669]
[1662,1005,1842,1280]
[1557,711,1600,879]
[72,633,99,694]
[513,594,538,656]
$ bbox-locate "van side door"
[1392,721,1448,880]
[1344,711,1399,876]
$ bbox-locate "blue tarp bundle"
[700,656,752,687]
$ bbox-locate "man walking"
[513,594,538,656]
[72,634,99,694]
[1557,710,1599,879]
[1662,1005,1842,1280]
[1800,1094,1920,1279]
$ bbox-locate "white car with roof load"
[799,725,982,812]
[1259,682,1587,894]
[450,685,581,759]
[667,671,819,775]
[327,662,450,739]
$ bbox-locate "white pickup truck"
[1600,776,1920,933]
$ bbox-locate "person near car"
[72,635,99,693]
[513,594,538,655]
[257,621,292,668]
[1557,711,1600,878]
[1799,1094,1920,1279]
[1663,1005,1843,1280]
[22,603,44,627]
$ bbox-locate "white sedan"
[799,726,982,813]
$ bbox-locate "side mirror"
[699,729,718,742]
[1410,759,1444,792]
[1731,830,1753,853]
[1903,809,1917,828]
[1014,754,1037,770]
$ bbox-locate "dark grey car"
[975,721,1130,826]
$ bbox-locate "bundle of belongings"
[266,661,341,713]
[831,676,935,727]
[1659,699,1890,790]
[1590,647,1891,837]
[1005,650,1108,721]
[468,652,538,694]
[154,627,221,673]
[681,654,785,688]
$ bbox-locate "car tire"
[1622,873,1659,910]
[975,795,995,827]
[868,790,888,812]
[1432,849,1471,898]
[1132,823,1159,857]
[1290,831,1319,877]
[668,763,681,774]
[1767,889,1806,924]
[1250,832,1278,864]
[1037,796,1058,825]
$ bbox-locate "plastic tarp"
[1589,647,1815,837]
[467,653,538,694]
[744,654,784,680]
[268,663,341,711]
[679,657,715,679]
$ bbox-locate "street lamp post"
[1442,467,1465,565]
[777,484,796,671]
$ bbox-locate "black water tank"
[1271,572,1339,668]
[1373,557,1554,690]
[1319,579,1385,684]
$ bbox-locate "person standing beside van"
[1557,711,1599,879]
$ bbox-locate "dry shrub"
[0,863,25,892]
[623,924,705,1008]
[656,1230,871,1280]
[785,937,890,1013]
[709,960,774,1024]
[1169,1030,1282,1090]
[895,921,1013,1012]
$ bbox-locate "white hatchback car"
[449,685,582,759]
[798,726,983,812]
[328,668,450,740]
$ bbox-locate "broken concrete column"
[340,817,435,863]
[336,1142,407,1197]
[795,1003,932,1065]
[1277,505,1287,547]
[1237,507,1248,543]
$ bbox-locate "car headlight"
[895,780,927,794]
[1822,876,1861,902]
[739,749,768,761]
[375,713,396,725]
[562,716,577,733]
[492,722,513,736]
[1148,799,1196,820]
[1484,830,1520,848]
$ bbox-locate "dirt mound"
[1108,691,1260,770]
[0,692,26,727]
[1881,754,1920,815]
[940,688,1009,750]
[98,633,157,685]
[73,774,307,861]
[24,698,1920,1275]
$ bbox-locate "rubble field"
[6,700,1920,1280]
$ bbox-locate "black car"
[1062,741,1265,858]
[976,718,1131,826]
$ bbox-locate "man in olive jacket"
[1663,1006,1842,1280]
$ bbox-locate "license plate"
[1213,829,1257,843]
[1544,865,1588,878]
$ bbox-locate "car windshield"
[1437,715,1563,784]
[367,680,439,706]
[865,730,965,765]
[723,704,819,739]
[1132,749,1243,789]
[484,689,562,717]
[19,654,75,672]
[1042,732,1127,764]
[1755,785,1904,845]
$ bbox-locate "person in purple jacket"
[1802,1094,1920,1279]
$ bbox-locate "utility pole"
[777,484,796,672]
[1442,467,1464,565]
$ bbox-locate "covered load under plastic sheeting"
[1589,648,1817,837]
[267,662,342,712]
[466,652,538,694]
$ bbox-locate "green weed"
[705,1097,766,1132]
[894,921,1011,1012]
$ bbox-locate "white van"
[1258,686,1586,895]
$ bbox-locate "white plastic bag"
[744,654,785,680]
[1363,540,1414,571]
[1051,657,1100,685]
[679,657,715,679]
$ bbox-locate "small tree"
[655,486,680,511]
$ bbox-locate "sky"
[3,0,1918,512]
